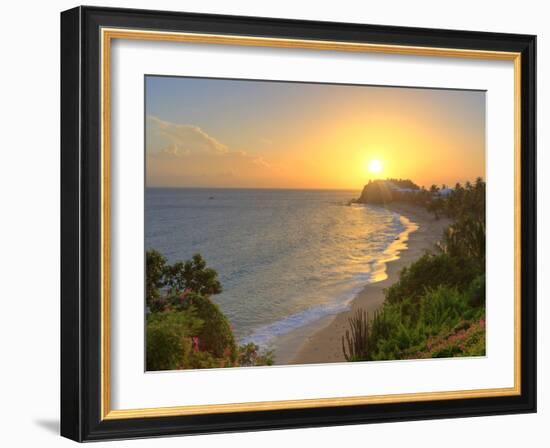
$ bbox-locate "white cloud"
[147,116,228,156]
[146,116,276,187]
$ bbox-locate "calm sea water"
[145,188,411,348]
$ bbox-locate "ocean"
[145,188,415,349]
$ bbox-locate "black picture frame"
[61,5,536,442]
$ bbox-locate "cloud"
[146,116,276,187]
[147,116,228,156]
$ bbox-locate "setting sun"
[146,77,485,189]
[368,159,383,175]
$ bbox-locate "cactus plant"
[342,309,370,361]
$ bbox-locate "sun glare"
[368,159,383,175]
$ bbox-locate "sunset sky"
[145,76,485,189]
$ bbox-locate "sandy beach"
[272,203,451,365]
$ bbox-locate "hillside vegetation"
[343,178,486,361]
[146,251,273,370]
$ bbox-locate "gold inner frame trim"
[100,27,522,421]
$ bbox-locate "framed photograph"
[60,6,536,441]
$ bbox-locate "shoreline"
[271,203,451,366]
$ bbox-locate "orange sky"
[146,77,485,189]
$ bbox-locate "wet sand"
[272,203,451,365]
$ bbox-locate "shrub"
[164,253,222,297]
[146,249,169,312]
[419,286,469,333]
[188,293,237,362]
[438,217,485,269]
[145,249,248,369]
[146,250,222,312]
[238,343,274,367]
[385,253,481,305]
[146,250,278,369]
[467,274,486,308]
[347,282,486,361]
[146,309,203,371]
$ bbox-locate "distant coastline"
[272,203,451,365]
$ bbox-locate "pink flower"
[179,289,194,303]
[192,337,200,353]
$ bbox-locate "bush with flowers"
[145,250,273,370]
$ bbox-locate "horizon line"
[145,177,485,191]
[145,186,363,191]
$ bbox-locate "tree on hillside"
[145,250,274,370]
[146,250,221,312]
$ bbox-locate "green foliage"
[238,343,275,367]
[443,177,485,222]
[385,253,481,305]
[460,323,486,357]
[466,274,486,308]
[435,178,486,270]
[355,177,486,228]
[354,283,486,361]
[427,197,445,219]
[188,293,237,362]
[419,286,470,331]
[146,250,222,313]
[146,309,203,371]
[146,249,169,312]
[146,250,274,370]
[439,217,485,269]
[165,254,222,297]
[341,309,371,361]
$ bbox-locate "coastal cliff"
[355,179,421,204]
